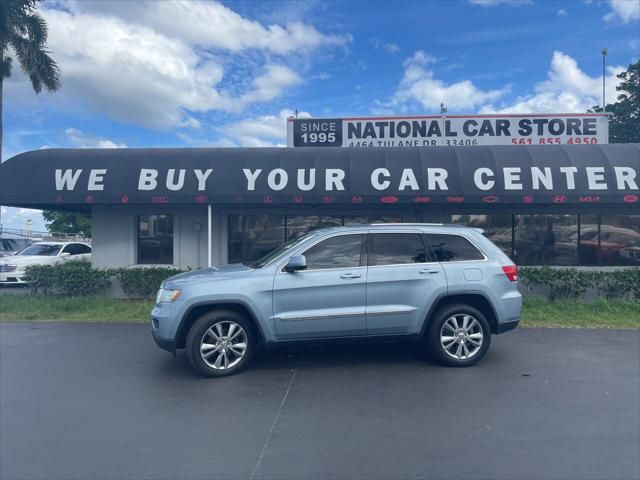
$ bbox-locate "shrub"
[114,267,185,298]
[24,261,111,296]
[520,266,640,301]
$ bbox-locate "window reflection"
[138,214,173,265]
[286,216,342,240]
[228,215,284,264]
[448,214,513,257]
[303,235,363,270]
[515,215,578,266]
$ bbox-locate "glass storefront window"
[514,215,578,266]
[228,215,285,264]
[597,215,640,266]
[138,214,173,265]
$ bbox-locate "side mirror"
[284,255,307,272]
[60,252,71,257]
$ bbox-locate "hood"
[0,255,55,266]
[163,263,254,287]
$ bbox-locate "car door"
[365,231,447,335]
[273,232,367,339]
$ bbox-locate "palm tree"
[1,0,61,159]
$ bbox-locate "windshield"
[247,233,316,268]
[0,239,31,252]
[16,244,62,256]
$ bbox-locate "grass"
[0,294,638,329]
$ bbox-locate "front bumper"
[151,327,177,354]
[0,272,26,284]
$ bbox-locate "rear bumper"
[496,318,520,334]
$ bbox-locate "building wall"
[91,205,224,269]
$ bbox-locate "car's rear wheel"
[186,310,255,377]
[427,304,491,367]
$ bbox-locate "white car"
[0,241,92,285]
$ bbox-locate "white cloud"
[72,0,350,54]
[468,0,531,6]
[65,128,127,148]
[385,50,509,111]
[479,51,625,113]
[603,0,640,23]
[7,2,345,130]
[557,9,569,16]
[384,43,401,54]
[218,109,312,147]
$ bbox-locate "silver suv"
[151,224,522,376]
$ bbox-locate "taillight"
[502,265,518,282]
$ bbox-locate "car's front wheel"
[186,310,255,377]
[427,304,491,367]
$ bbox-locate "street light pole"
[601,48,608,112]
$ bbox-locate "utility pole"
[601,48,608,112]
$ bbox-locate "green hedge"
[114,267,185,298]
[23,262,185,298]
[24,261,111,296]
[520,267,640,301]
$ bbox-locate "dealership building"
[0,114,638,270]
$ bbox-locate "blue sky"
[2,0,639,231]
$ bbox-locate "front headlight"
[156,288,181,303]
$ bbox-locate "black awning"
[1,144,638,208]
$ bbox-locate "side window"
[75,244,91,254]
[302,234,363,270]
[369,233,430,266]
[425,234,484,262]
[61,244,74,255]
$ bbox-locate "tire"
[186,309,256,377]
[427,304,491,367]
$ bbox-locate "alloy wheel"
[200,321,248,370]
[440,314,484,360]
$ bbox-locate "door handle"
[419,268,440,275]
[340,273,361,279]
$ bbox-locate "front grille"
[0,265,17,272]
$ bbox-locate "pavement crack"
[250,363,298,480]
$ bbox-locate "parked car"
[0,236,33,258]
[0,241,92,284]
[151,224,522,377]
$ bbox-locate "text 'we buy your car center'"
[0,113,638,270]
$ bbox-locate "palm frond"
[23,11,48,46]
[10,34,60,93]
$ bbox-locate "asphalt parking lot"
[1,323,638,480]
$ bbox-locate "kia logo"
[413,196,431,203]
[322,196,335,203]
[152,196,169,204]
[352,196,362,204]
[195,194,207,203]
[483,195,499,203]
[623,195,638,203]
[579,196,600,203]
[120,195,129,204]
[552,195,567,203]
[381,196,398,204]
[447,196,464,203]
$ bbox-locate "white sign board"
[287,114,609,148]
